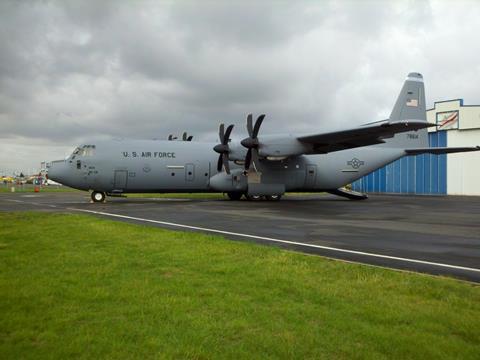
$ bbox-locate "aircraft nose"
[47,160,68,184]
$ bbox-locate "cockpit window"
[70,145,96,158]
[82,145,96,156]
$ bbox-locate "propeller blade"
[223,154,231,174]
[246,114,253,137]
[252,114,265,138]
[183,132,187,141]
[215,122,234,173]
[217,155,223,172]
[219,123,225,142]
[244,149,252,170]
[187,135,193,141]
[168,134,173,140]
[224,124,234,144]
[251,148,259,170]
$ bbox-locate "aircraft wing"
[405,146,480,155]
[297,120,435,154]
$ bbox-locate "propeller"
[213,123,234,174]
[181,132,193,141]
[240,114,265,171]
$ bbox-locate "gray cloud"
[0,0,479,173]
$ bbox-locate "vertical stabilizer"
[390,72,426,121]
[386,72,428,148]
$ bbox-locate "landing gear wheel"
[91,191,106,203]
[265,194,282,201]
[246,194,263,201]
[226,192,243,201]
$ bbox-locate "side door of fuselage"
[114,170,128,190]
[183,161,210,190]
[185,163,195,182]
[305,164,317,189]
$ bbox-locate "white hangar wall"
[427,99,480,196]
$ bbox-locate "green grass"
[1,212,479,359]
[0,185,80,193]
[126,192,226,199]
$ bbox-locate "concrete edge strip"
[70,208,480,274]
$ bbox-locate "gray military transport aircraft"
[48,73,479,202]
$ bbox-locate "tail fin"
[385,72,428,148]
[390,72,426,121]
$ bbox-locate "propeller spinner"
[240,114,265,171]
[213,123,234,174]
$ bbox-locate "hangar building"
[351,99,480,196]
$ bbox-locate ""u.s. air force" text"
[122,151,175,158]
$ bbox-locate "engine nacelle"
[258,134,309,158]
[209,169,247,192]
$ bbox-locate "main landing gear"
[265,194,282,201]
[225,193,282,201]
[91,191,106,203]
[246,194,282,201]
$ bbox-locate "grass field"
[126,192,226,199]
[0,185,80,193]
[1,212,479,359]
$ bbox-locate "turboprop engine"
[240,114,309,170]
[209,169,248,193]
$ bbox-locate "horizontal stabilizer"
[297,120,435,154]
[405,146,480,155]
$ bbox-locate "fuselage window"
[77,160,81,169]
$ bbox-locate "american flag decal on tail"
[406,98,418,107]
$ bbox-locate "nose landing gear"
[91,191,106,203]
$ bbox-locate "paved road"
[1,192,479,282]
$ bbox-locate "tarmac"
[1,191,479,282]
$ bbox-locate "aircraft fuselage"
[48,139,405,194]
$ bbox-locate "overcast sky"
[1,0,479,173]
